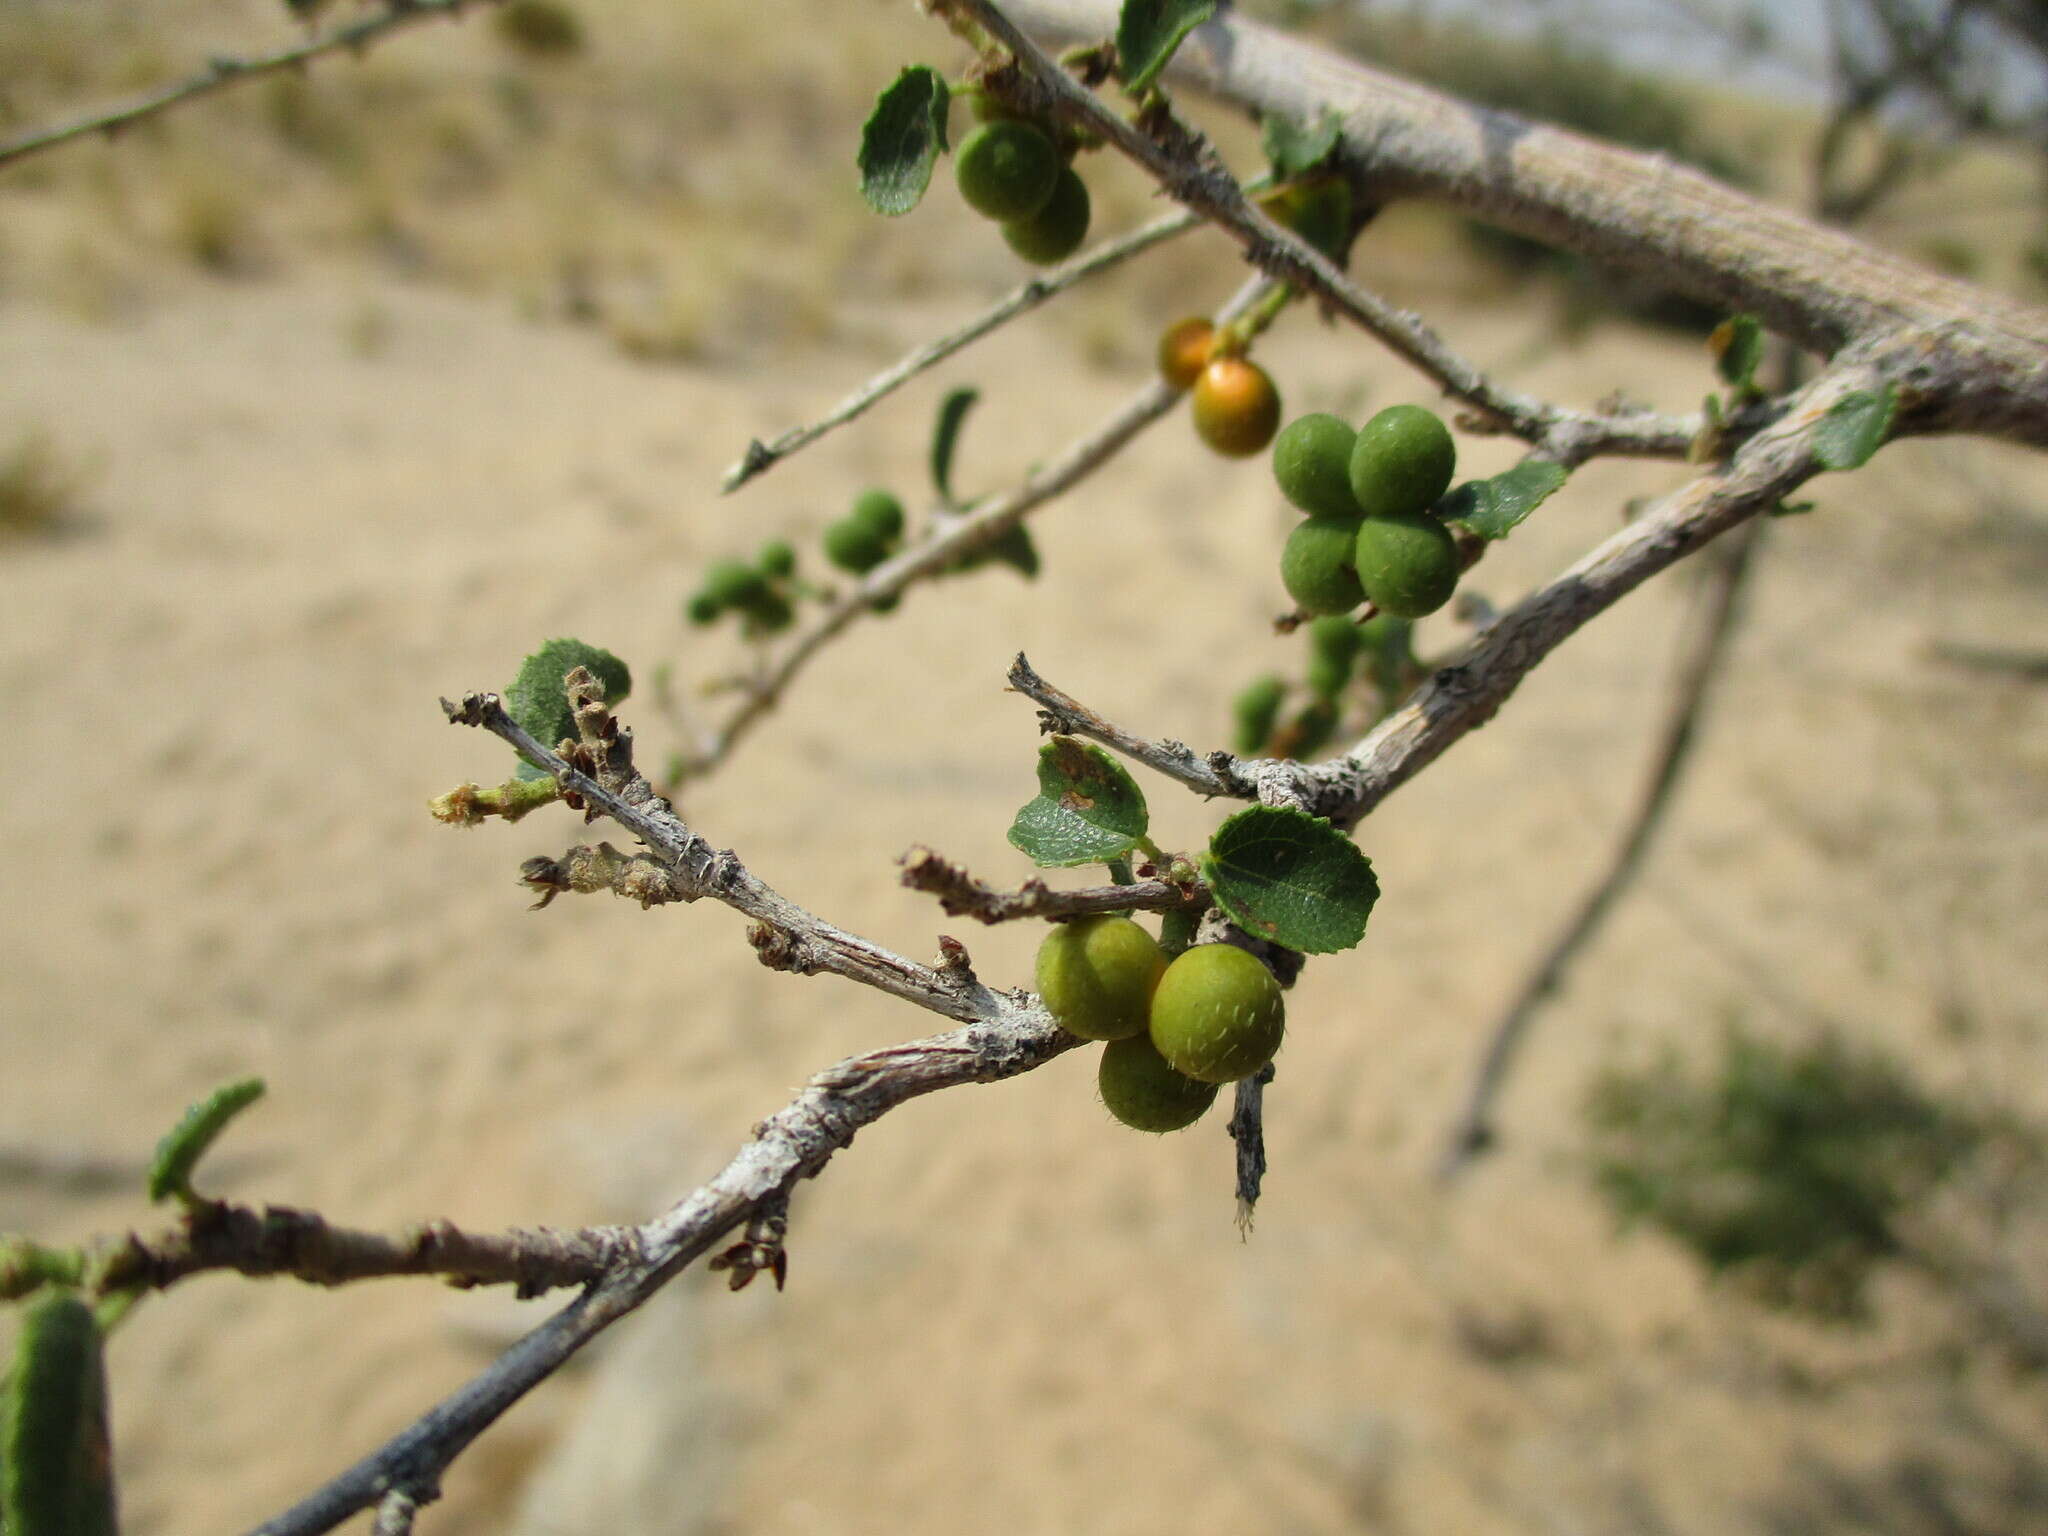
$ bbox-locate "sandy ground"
[3,7,2047,1534]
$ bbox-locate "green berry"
[1231,674,1285,755]
[954,120,1060,222]
[1280,697,1338,759]
[1272,413,1361,519]
[1036,914,1166,1042]
[823,517,889,575]
[1280,515,1366,615]
[2,1291,117,1536]
[1349,404,1457,520]
[702,559,768,609]
[1306,648,1352,701]
[1148,943,1285,1084]
[986,520,1041,579]
[1354,510,1461,618]
[1001,165,1090,265]
[685,591,723,626]
[1306,614,1363,662]
[1098,1035,1220,1133]
[849,489,904,543]
[736,588,794,636]
[757,540,796,578]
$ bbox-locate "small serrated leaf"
[1116,0,1215,92]
[930,386,978,508]
[1440,459,1568,541]
[1199,805,1378,954]
[858,66,950,217]
[146,1077,265,1204]
[1261,108,1342,179]
[1007,737,1149,868]
[1813,385,1896,471]
[1710,314,1764,392]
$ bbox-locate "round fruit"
[1231,673,1285,755]
[1306,648,1351,701]
[1148,942,1285,1084]
[1354,510,1461,618]
[1349,404,1457,520]
[1157,317,1215,392]
[684,590,723,626]
[1037,914,1166,1042]
[1272,413,1361,519]
[849,489,904,543]
[1281,515,1366,615]
[954,120,1059,222]
[1002,165,1090,265]
[757,540,796,578]
[701,559,766,610]
[1306,614,1363,662]
[736,588,794,636]
[1192,358,1282,458]
[1098,1034,1220,1133]
[823,517,889,575]
[1279,697,1338,759]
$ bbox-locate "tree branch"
[898,844,1210,923]
[0,0,503,173]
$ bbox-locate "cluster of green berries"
[686,540,803,637]
[1156,316,1283,460]
[1231,612,1413,759]
[955,108,1091,267]
[1273,404,1463,619]
[1036,916,1286,1133]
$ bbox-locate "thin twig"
[1435,517,1766,1181]
[1005,653,1252,800]
[2,1206,638,1301]
[677,274,1279,782]
[948,0,1705,462]
[899,844,1210,923]
[721,202,1219,492]
[0,0,501,173]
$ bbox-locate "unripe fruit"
[1157,317,1214,392]
[1098,1034,1220,1133]
[1278,697,1338,759]
[1306,614,1364,662]
[823,517,889,575]
[954,120,1060,222]
[1037,914,1166,1042]
[736,588,794,636]
[849,489,904,543]
[1349,404,1457,520]
[757,540,796,578]
[1231,673,1285,755]
[1354,510,1461,618]
[685,591,723,626]
[1272,413,1361,519]
[1148,943,1285,1084]
[702,558,767,610]
[1191,358,1282,458]
[1001,165,1090,265]
[1281,515,1366,615]
[1306,647,1352,701]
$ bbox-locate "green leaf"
[1199,805,1378,954]
[505,637,632,777]
[1261,108,1342,180]
[1711,314,1764,393]
[1116,0,1215,92]
[2,1291,116,1536]
[146,1077,265,1204]
[930,386,978,508]
[1007,737,1149,868]
[1440,458,1568,541]
[858,66,950,216]
[1769,498,1818,518]
[1813,385,1896,471]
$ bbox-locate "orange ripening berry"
[1190,358,1282,458]
[1156,317,1215,392]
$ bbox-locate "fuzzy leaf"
[1813,385,1896,471]
[1711,314,1764,393]
[1440,459,1568,541]
[1008,737,1149,867]
[1200,805,1378,953]
[146,1077,265,1203]
[858,66,950,216]
[505,638,631,779]
[1261,108,1342,179]
[1117,0,1215,92]
[930,386,978,508]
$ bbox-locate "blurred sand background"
[1,1,2045,1532]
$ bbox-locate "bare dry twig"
[899,844,1210,923]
